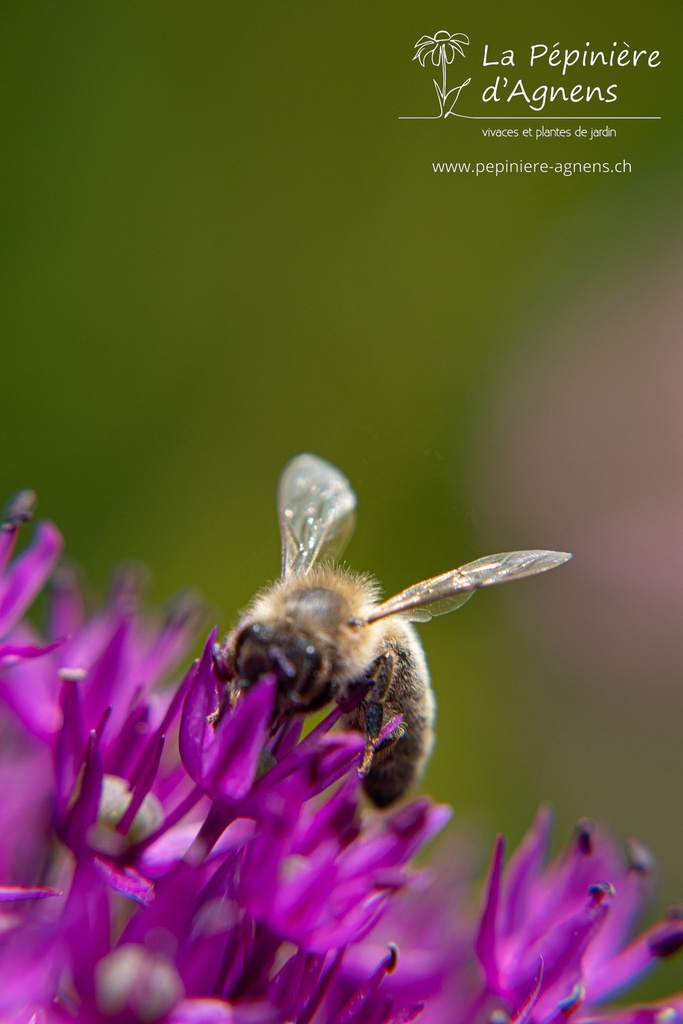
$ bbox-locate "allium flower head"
[0,494,682,1024]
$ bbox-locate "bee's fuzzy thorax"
[239,563,398,685]
[261,563,381,613]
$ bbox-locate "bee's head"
[232,619,326,710]
[227,578,373,712]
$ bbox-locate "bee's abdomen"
[363,687,435,807]
[346,631,436,808]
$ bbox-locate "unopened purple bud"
[1,489,36,530]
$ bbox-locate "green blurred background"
[3,0,683,976]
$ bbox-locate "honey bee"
[214,454,571,807]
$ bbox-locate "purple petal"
[0,491,34,574]
[239,820,290,925]
[294,777,360,857]
[475,835,504,990]
[60,856,112,1000]
[585,849,656,971]
[586,915,683,1004]
[253,715,350,796]
[527,888,612,1016]
[305,731,365,799]
[132,786,206,861]
[104,689,149,775]
[574,1012,682,1024]
[266,704,344,780]
[47,563,85,640]
[0,521,62,635]
[155,651,198,738]
[135,590,207,690]
[294,950,344,1024]
[203,678,276,804]
[167,998,279,1023]
[341,799,451,879]
[114,650,198,788]
[0,929,61,1013]
[0,885,62,901]
[63,729,103,852]
[54,674,86,820]
[118,732,165,834]
[332,945,398,1024]
[94,857,155,905]
[167,999,238,1024]
[385,1006,425,1024]
[59,606,121,677]
[540,822,621,932]
[180,629,220,783]
[269,715,304,761]
[81,620,128,729]
[0,622,62,738]
[510,958,544,1024]
[139,821,203,876]
[0,638,62,662]
[502,805,553,938]
[270,949,329,1022]
[122,859,200,948]
[649,916,683,960]
[383,799,452,862]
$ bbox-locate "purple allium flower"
[0,496,682,1024]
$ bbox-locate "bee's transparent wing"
[278,453,357,577]
[365,550,572,624]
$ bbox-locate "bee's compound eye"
[240,622,275,645]
[235,622,277,682]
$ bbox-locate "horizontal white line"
[400,115,661,120]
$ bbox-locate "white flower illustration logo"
[412,30,471,118]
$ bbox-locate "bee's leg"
[207,644,238,727]
[359,651,405,775]
[207,689,228,727]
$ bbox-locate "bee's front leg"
[208,643,239,727]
